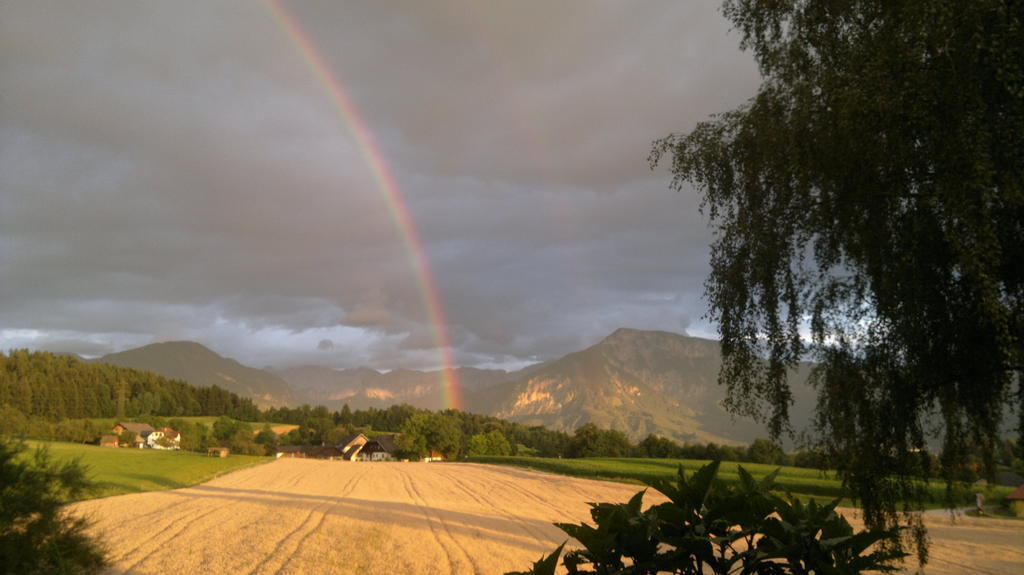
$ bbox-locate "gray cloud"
[1,1,758,370]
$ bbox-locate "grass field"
[27,440,270,500]
[467,456,1015,509]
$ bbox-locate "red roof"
[1005,484,1024,501]
[157,427,180,439]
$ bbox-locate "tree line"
[0,350,260,421]
[241,402,883,469]
[4,350,1018,474]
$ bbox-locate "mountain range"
[480,329,816,445]
[100,341,297,407]
[94,329,817,445]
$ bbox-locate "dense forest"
[0,350,260,420]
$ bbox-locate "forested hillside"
[0,349,260,420]
[100,341,295,407]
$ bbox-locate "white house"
[146,427,181,450]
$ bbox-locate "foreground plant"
[0,438,107,575]
[508,460,905,575]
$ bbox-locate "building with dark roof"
[336,433,368,459]
[357,434,398,461]
[275,445,308,458]
[310,446,344,460]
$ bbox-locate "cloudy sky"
[1,1,760,371]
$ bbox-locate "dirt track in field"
[71,459,1023,575]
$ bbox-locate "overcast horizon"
[1,1,761,371]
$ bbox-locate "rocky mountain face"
[483,328,816,445]
[99,341,296,407]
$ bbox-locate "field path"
[70,459,1023,575]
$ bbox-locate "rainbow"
[267,0,461,410]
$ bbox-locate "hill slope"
[0,349,260,420]
[100,341,296,407]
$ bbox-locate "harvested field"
[71,459,1023,575]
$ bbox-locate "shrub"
[0,438,107,574]
[468,430,513,457]
[507,460,905,575]
[118,429,137,448]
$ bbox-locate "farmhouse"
[275,435,371,461]
[336,433,368,460]
[207,446,229,457]
[111,422,155,448]
[337,433,368,453]
[275,445,308,458]
[99,435,119,448]
[357,435,398,462]
[146,427,181,450]
[312,445,346,460]
[110,422,181,450]
[271,433,411,462]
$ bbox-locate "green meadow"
[27,440,269,501]
[468,456,1014,509]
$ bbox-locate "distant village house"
[270,431,447,463]
[273,432,404,462]
[275,445,307,459]
[109,422,179,450]
[356,435,398,462]
[310,445,345,460]
[337,433,368,461]
[147,427,181,450]
[111,422,154,448]
[99,435,120,448]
